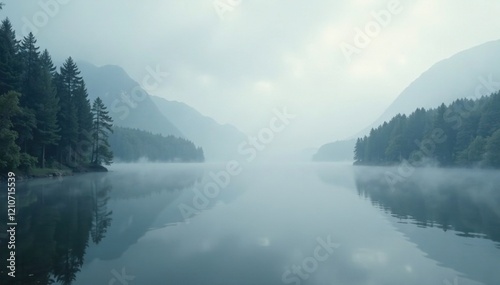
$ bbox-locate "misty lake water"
[1,163,500,285]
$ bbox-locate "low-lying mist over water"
[2,163,499,285]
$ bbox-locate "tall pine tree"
[17,32,41,154]
[0,18,21,95]
[56,57,82,164]
[19,32,41,108]
[73,81,93,162]
[36,49,60,168]
[91,97,113,165]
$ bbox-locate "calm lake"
[1,163,499,285]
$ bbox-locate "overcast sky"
[2,0,500,151]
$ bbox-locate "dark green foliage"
[109,126,204,162]
[0,20,205,173]
[37,50,61,168]
[455,136,486,166]
[73,81,93,163]
[354,137,365,163]
[485,129,500,167]
[56,57,85,164]
[17,34,60,165]
[433,104,457,165]
[18,152,37,172]
[478,92,500,137]
[11,106,35,151]
[0,91,21,172]
[355,91,500,168]
[0,18,21,95]
[91,97,113,165]
[0,24,93,172]
[19,32,41,109]
[75,82,93,139]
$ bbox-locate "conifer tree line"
[109,126,205,162]
[0,14,113,173]
[354,91,500,168]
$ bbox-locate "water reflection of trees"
[90,178,112,244]
[81,167,204,263]
[0,167,201,285]
[0,175,112,285]
[353,167,500,244]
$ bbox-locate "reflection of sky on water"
[2,164,498,285]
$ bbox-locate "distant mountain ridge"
[313,139,355,162]
[357,39,500,137]
[314,39,500,161]
[78,61,246,161]
[78,62,184,138]
[151,96,247,161]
